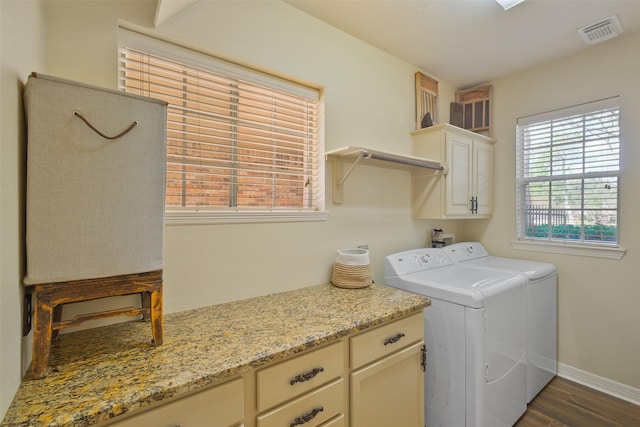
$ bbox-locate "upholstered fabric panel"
[23,73,167,284]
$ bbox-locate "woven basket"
[331,248,372,289]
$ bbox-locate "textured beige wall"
[465,31,640,389]
[0,0,44,416]
[41,1,459,315]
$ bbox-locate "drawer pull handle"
[290,406,324,427]
[384,333,406,345]
[290,367,324,385]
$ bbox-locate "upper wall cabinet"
[411,124,495,219]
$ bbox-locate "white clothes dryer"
[384,248,527,427]
[443,242,557,402]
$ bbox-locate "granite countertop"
[1,283,430,427]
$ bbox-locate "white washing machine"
[384,248,527,427]
[443,242,557,402]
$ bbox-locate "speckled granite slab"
[1,283,429,427]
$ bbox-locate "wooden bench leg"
[150,287,163,346]
[51,305,63,340]
[31,297,55,379]
[141,292,151,322]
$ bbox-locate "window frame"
[118,26,327,225]
[513,97,625,259]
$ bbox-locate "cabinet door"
[473,139,494,215]
[108,378,243,427]
[350,342,424,427]
[445,132,473,216]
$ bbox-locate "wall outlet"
[23,293,32,336]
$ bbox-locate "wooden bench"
[29,270,163,379]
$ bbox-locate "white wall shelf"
[325,146,444,204]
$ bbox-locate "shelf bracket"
[326,146,444,205]
[332,153,368,204]
[339,153,366,188]
[331,157,345,204]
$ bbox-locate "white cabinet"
[411,123,495,219]
[350,313,425,427]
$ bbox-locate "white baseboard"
[558,363,640,406]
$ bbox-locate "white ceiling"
[154,1,640,88]
[284,0,640,88]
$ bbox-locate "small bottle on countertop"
[431,228,444,248]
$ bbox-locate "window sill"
[510,240,626,260]
[165,209,329,225]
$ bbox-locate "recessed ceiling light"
[496,0,526,11]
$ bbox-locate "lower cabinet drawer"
[320,414,345,427]
[108,377,244,427]
[350,313,423,369]
[257,378,344,427]
[257,341,344,411]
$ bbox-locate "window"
[118,28,325,224]
[515,97,622,255]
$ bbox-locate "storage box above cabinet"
[411,124,495,219]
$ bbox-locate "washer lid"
[444,242,556,280]
[458,256,556,280]
[384,263,525,308]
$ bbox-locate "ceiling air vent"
[578,15,624,45]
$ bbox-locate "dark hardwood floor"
[514,376,640,426]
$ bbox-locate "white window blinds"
[118,29,323,217]
[516,97,620,244]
